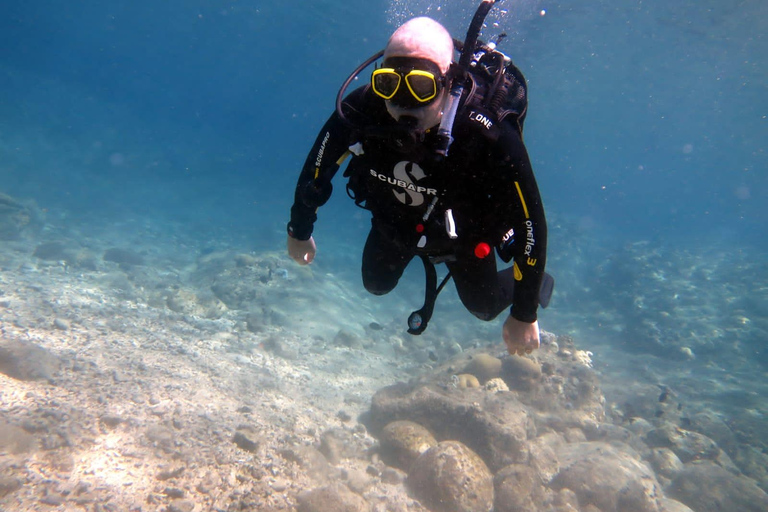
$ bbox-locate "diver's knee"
[363,276,397,296]
[463,300,501,321]
[366,285,393,296]
[469,309,496,321]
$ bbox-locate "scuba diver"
[287,1,552,356]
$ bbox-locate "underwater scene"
[0,0,766,511]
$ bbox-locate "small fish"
[369,322,383,331]
[658,386,670,403]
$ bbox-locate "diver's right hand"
[502,315,540,356]
[287,235,316,265]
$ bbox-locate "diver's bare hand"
[287,235,316,265]
[502,315,540,356]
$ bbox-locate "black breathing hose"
[459,0,496,70]
[335,50,384,127]
[434,0,498,158]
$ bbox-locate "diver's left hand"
[502,315,540,356]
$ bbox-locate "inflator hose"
[435,0,498,158]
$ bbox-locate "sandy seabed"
[0,214,434,511]
[1,212,767,512]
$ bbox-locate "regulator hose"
[434,0,498,159]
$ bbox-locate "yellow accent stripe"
[314,151,351,181]
[336,150,351,166]
[514,181,529,219]
[513,262,523,281]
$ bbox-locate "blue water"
[2,0,764,243]
[1,0,767,507]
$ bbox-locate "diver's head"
[376,17,454,131]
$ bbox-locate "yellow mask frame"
[371,68,440,103]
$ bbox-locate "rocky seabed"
[1,201,768,512]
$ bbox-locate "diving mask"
[372,57,445,109]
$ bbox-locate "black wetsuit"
[288,85,547,323]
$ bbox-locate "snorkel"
[435,0,497,159]
[335,0,501,157]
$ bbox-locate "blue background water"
[1,0,765,358]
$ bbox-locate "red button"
[474,242,491,259]
[416,224,424,233]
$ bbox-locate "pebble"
[53,318,70,330]
[164,487,185,499]
[40,493,64,506]
[157,467,185,481]
[271,480,288,492]
[100,415,124,428]
[0,476,22,497]
[233,431,260,453]
[344,468,372,493]
[381,467,405,485]
[167,499,195,512]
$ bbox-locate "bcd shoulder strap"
[458,58,528,142]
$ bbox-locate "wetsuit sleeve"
[492,127,547,323]
[287,111,354,241]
